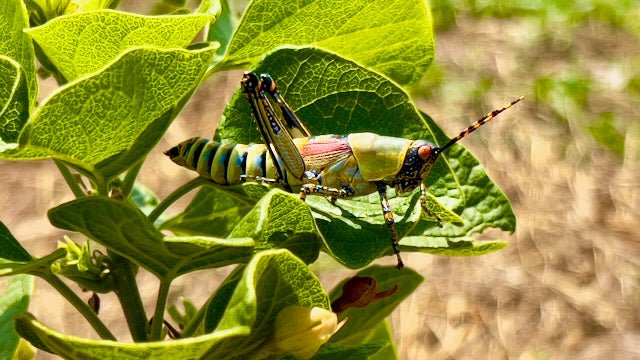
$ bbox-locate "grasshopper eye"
[417,145,433,159]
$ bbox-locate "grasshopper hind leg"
[376,182,404,269]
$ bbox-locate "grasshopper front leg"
[376,182,404,269]
[420,183,443,228]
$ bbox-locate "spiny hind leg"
[420,183,443,228]
[376,182,404,269]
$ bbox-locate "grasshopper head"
[391,140,441,193]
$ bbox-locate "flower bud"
[273,305,345,359]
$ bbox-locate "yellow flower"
[272,305,346,360]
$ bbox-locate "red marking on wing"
[301,137,353,169]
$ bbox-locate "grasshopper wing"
[243,72,308,181]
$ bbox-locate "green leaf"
[0,0,37,107]
[401,236,508,256]
[26,10,214,80]
[228,189,322,264]
[206,249,330,359]
[329,265,422,344]
[16,46,215,180]
[48,197,254,278]
[0,274,34,360]
[0,56,30,145]
[222,0,434,86]
[314,320,396,360]
[308,190,423,268]
[0,222,32,263]
[15,312,249,360]
[160,184,257,238]
[215,46,514,267]
[360,320,397,360]
[202,266,243,333]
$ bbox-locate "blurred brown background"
[2,0,640,358]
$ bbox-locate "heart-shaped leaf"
[48,197,254,278]
[206,249,330,358]
[214,46,515,267]
[26,10,214,81]
[221,0,434,86]
[228,189,322,264]
[15,46,215,180]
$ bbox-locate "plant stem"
[121,161,143,196]
[110,252,149,341]
[150,278,172,341]
[54,160,86,198]
[43,273,116,340]
[147,177,207,223]
[95,176,109,197]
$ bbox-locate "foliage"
[0,0,516,359]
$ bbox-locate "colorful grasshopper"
[166,72,522,269]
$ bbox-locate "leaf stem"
[95,176,109,197]
[42,272,116,340]
[121,161,143,197]
[110,252,149,341]
[150,278,172,341]
[54,160,86,198]
[148,177,207,223]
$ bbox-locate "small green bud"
[273,305,345,359]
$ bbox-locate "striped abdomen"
[166,134,411,196]
[165,137,299,186]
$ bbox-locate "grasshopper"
[166,72,522,269]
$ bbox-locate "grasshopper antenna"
[434,96,524,156]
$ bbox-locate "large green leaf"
[48,197,254,278]
[0,274,34,360]
[202,266,244,334]
[0,56,30,146]
[0,0,37,106]
[329,266,423,344]
[160,184,259,238]
[215,46,515,267]
[11,46,215,180]
[205,249,330,359]
[15,312,248,360]
[26,10,213,80]
[228,189,322,264]
[221,0,434,86]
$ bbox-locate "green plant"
[0,0,515,358]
